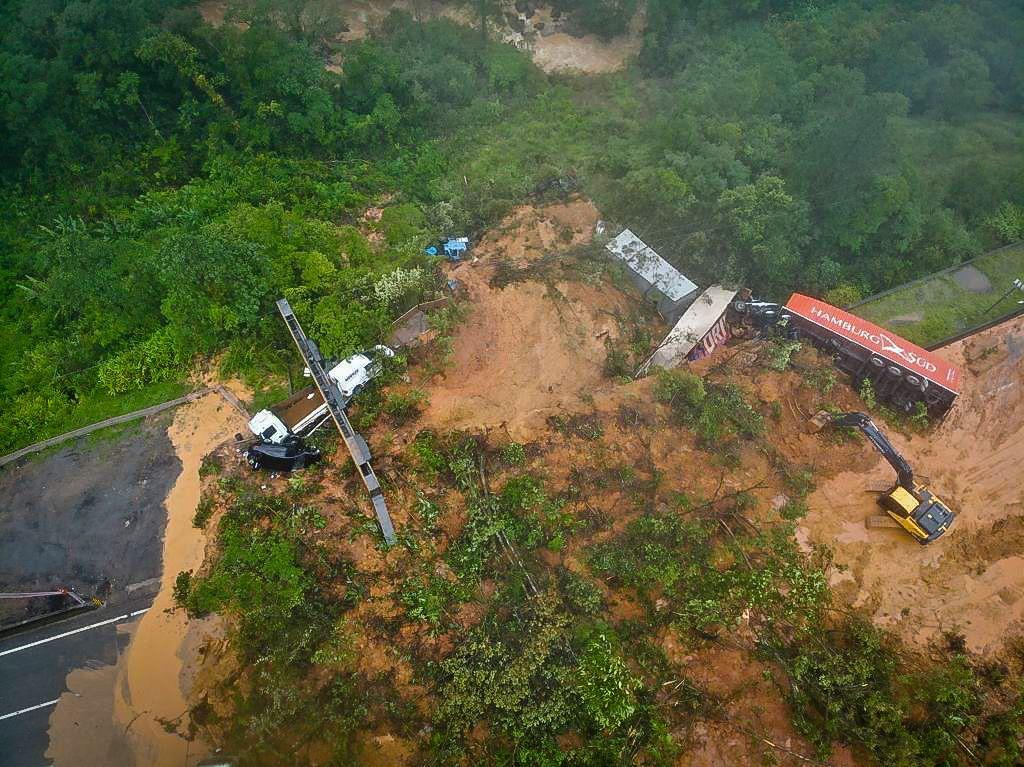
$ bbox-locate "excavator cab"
[819,411,956,544]
[880,484,955,544]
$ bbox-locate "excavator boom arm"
[829,412,915,490]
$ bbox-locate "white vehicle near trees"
[247,345,395,445]
[324,344,395,399]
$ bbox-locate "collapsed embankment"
[175,201,1024,765]
[802,314,1024,654]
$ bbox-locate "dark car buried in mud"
[245,437,321,472]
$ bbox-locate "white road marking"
[0,608,149,658]
[0,699,60,721]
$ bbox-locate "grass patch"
[855,243,1024,346]
[1,379,189,456]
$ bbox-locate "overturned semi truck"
[779,294,961,419]
[644,290,961,419]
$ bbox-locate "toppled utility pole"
[276,299,396,545]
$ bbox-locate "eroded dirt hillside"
[181,198,1023,765]
[416,199,651,438]
[802,315,1024,654]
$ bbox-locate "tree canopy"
[0,0,1022,453]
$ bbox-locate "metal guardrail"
[389,297,450,329]
[846,241,1023,310]
[0,386,250,469]
[926,303,1024,350]
[276,299,396,544]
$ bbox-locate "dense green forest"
[1,0,1022,452]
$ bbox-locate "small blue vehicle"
[426,236,470,262]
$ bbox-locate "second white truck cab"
[318,344,395,398]
[249,408,292,445]
[249,345,395,443]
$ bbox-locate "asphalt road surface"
[0,589,156,767]
[0,418,181,766]
[0,419,179,603]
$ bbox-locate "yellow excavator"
[819,412,956,544]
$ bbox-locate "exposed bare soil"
[527,5,645,74]
[416,198,643,439]
[170,188,1021,764]
[801,315,1024,654]
[197,0,642,75]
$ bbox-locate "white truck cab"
[248,408,291,445]
[316,344,395,398]
[249,345,395,444]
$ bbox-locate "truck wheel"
[247,454,261,471]
[352,384,363,397]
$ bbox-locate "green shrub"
[401,574,459,627]
[766,339,802,371]
[96,326,188,395]
[434,594,574,743]
[199,454,223,477]
[910,401,930,431]
[603,345,633,379]
[779,499,808,520]
[192,496,215,529]
[859,378,878,409]
[184,518,311,621]
[823,284,863,307]
[500,441,527,466]
[416,493,441,527]
[383,389,428,423]
[560,570,604,615]
[805,366,837,394]
[573,630,641,730]
[654,369,706,409]
[173,570,193,608]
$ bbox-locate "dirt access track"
[803,314,1024,654]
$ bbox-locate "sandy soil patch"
[802,315,1024,654]
[527,5,644,74]
[416,199,639,439]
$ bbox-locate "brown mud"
[671,642,858,767]
[802,315,1024,654]
[73,387,246,766]
[417,198,646,440]
[45,621,140,766]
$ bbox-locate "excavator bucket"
[809,410,833,432]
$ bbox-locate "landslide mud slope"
[416,199,646,439]
[803,315,1024,653]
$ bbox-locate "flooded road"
[43,389,247,766]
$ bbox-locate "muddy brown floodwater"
[46,387,248,766]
